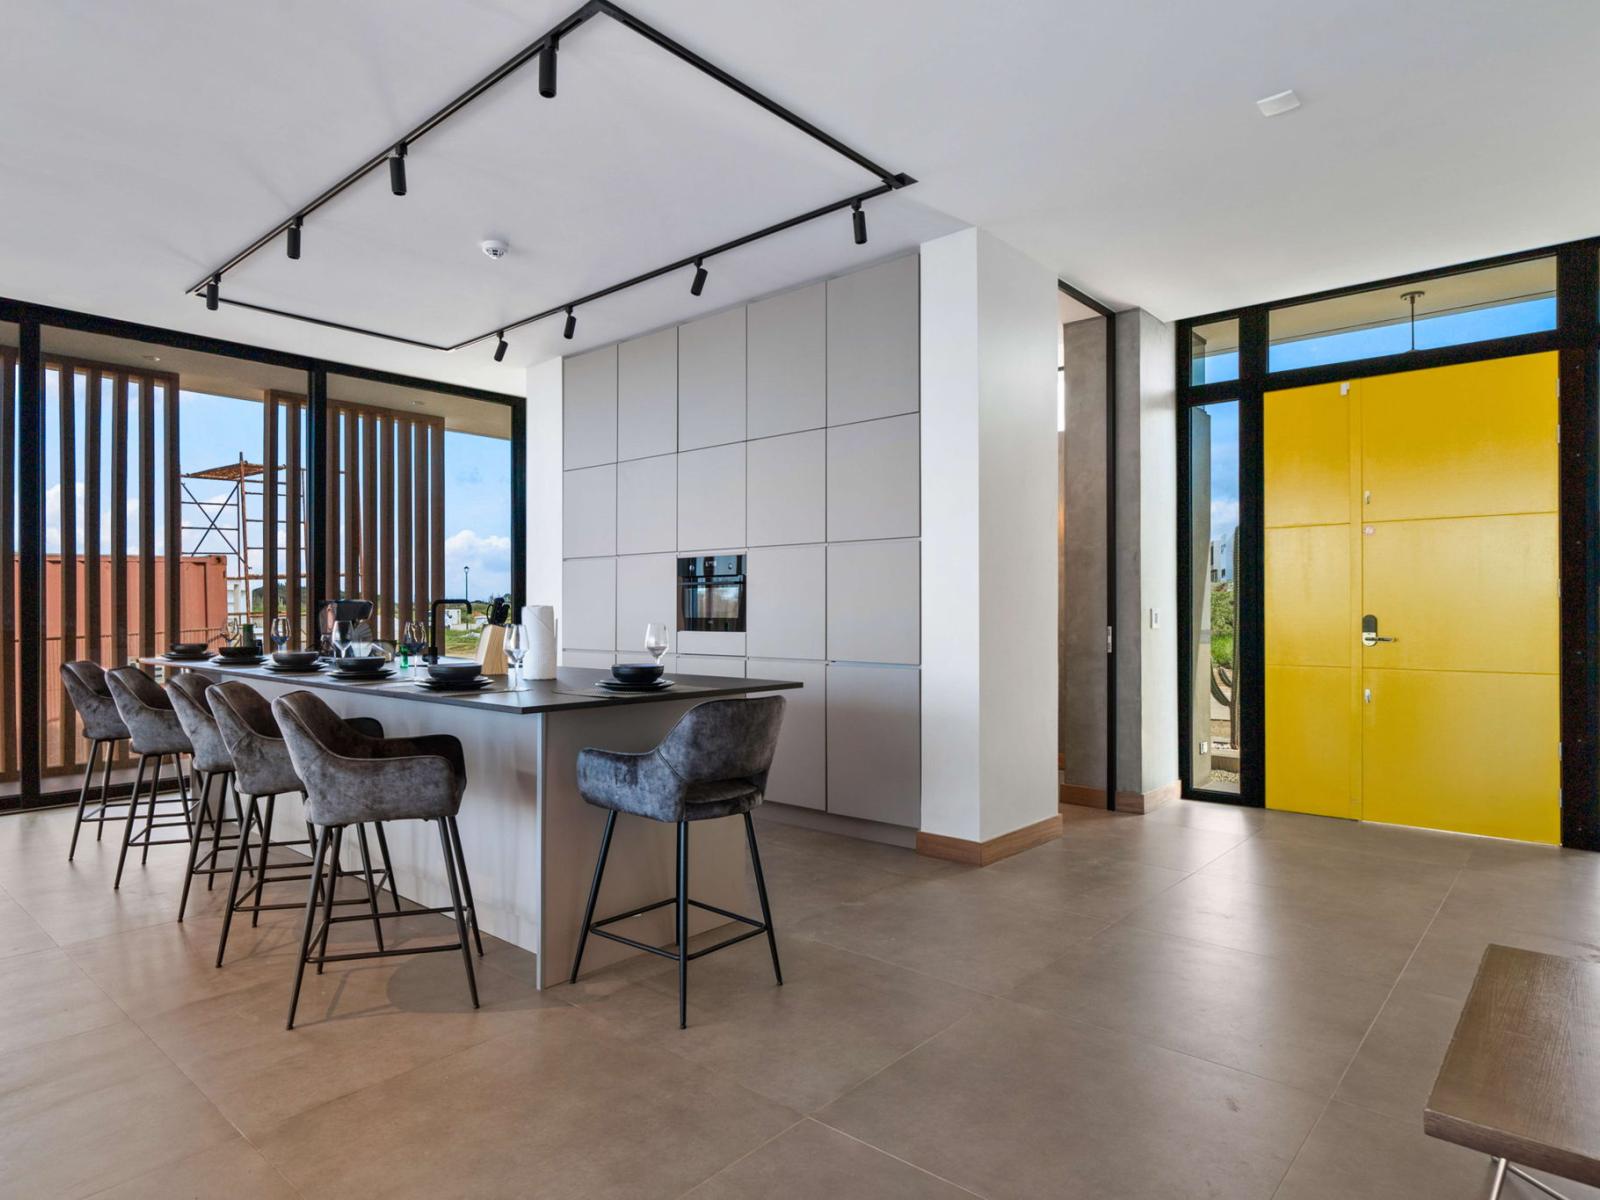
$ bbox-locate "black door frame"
[1174,236,1600,848]
[0,295,526,812]
[1058,279,1119,810]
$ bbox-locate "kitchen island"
[142,658,801,988]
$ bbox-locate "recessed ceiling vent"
[1256,89,1301,117]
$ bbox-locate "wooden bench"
[1426,944,1600,1199]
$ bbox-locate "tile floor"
[2,797,1598,1198]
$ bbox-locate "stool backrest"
[59,660,127,742]
[167,673,232,775]
[210,681,302,798]
[106,666,190,756]
[657,696,786,789]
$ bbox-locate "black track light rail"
[185,0,916,353]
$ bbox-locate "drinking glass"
[350,620,375,659]
[644,623,670,664]
[270,616,290,654]
[398,621,426,678]
[225,615,241,647]
[504,623,528,687]
[331,620,353,660]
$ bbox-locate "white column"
[525,357,563,622]
[919,228,1060,844]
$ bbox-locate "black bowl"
[332,655,387,674]
[612,662,664,684]
[169,641,208,657]
[272,650,320,669]
[217,644,262,658]
[428,660,482,681]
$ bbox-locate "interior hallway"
[2,799,1596,1199]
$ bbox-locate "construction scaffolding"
[179,454,308,623]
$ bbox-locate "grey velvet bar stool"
[273,690,482,1030]
[209,681,400,968]
[570,696,786,1029]
[58,661,131,861]
[167,673,251,921]
[105,666,196,889]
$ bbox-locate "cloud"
[443,529,512,597]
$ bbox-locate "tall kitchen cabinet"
[559,255,921,830]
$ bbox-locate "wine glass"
[644,623,670,665]
[331,620,353,660]
[270,616,290,654]
[225,615,241,648]
[398,620,426,678]
[350,620,375,659]
[504,623,528,687]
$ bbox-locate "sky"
[41,383,513,602]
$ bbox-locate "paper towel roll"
[523,604,558,679]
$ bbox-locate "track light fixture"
[691,258,708,297]
[852,201,867,246]
[287,216,302,260]
[563,307,577,340]
[494,331,509,362]
[205,276,219,311]
[539,37,558,98]
[389,143,408,196]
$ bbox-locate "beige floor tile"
[1197,838,1459,919]
[753,839,924,925]
[1253,810,1478,868]
[0,945,126,1057]
[254,1011,798,1199]
[1121,869,1435,983]
[1138,798,1268,836]
[795,873,1109,994]
[1434,867,1600,945]
[1332,986,1461,1121]
[1004,923,1393,1096]
[84,1136,301,1200]
[578,936,985,1112]
[754,817,966,881]
[0,893,58,961]
[977,846,1192,921]
[817,998,1324,1200]
[685,1119,977,1199]
[0,1020,237,1198]
[1034,817,1250,873]
[1397,913,1600,1002]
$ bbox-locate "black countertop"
[139,658,800,716]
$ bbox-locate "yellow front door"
[1264,353,1560,843]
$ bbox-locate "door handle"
[1361,614,1397,647]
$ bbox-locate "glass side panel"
[1189,318,1240,385]
[1268,257,1556,372]
[1188,400,1241,795]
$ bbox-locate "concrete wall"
[921,227,1060,844]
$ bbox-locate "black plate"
[416,677,492,692]
[212,654,265,666]
[595,678,674,692]
[264,663,322,674]
[166,651,209,661]
[330,668,396,681]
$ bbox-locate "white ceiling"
[4,1,1597,392]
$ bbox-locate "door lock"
[1361,614,1397,647]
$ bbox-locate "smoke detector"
[480,238,509,260]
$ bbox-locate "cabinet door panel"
[615,553,677,657]
[828,414,919,542]
[679,307,746,450]
[748,283,826,438]
[563,465,616,559]
[748,429,825,547]
[746,544,825,661]
[564,346,617,468]
[618,328,677,461]
[827,256,919,426]
[677,443,746,551]
[827,539,919,665]
[750,658,825,811]
[616,454,677,556]
[827,663,919,826]
[562,557,616,651]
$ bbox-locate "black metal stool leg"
[446,816,484,957]
[67,740,101,862]
[204,770,225,890]
[677,818,689,1030]
[353,823,385,952]
[286,825,330,1031]
[437,819,480,1010]
[569,810,617,984]
[372,820,403,913]
[216,794,259,967]
[744,812,782,986]
[113,755,149,889]
[176,770,210,922]
[253,794,278,928]
[95,746,114,841]
[315,828,341,973]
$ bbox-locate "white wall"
[525,356,563,618]
[921,228,1060,844]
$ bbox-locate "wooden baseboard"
[916,814,1063,867]
[1058,780,1182,814]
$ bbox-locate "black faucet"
[426,599,473,663]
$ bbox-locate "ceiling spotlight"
[493,331,509,362]
[287,216,302,260]
[1256,89,1301,117]
[389,143,408,196]
[852,201,867,246]
[690,258,707,296]
[539,38,558,98]
[563,307,577,340]
[205,276,219,311]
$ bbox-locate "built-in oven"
[677,554,746,633]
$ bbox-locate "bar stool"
[570,696,786,1029]
[273,689,483,1030]
[58,661,131,861]
[209,681,401,967]
[167,673,249,921]
[105,666,196,889]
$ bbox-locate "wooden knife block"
[475,624,508,675]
